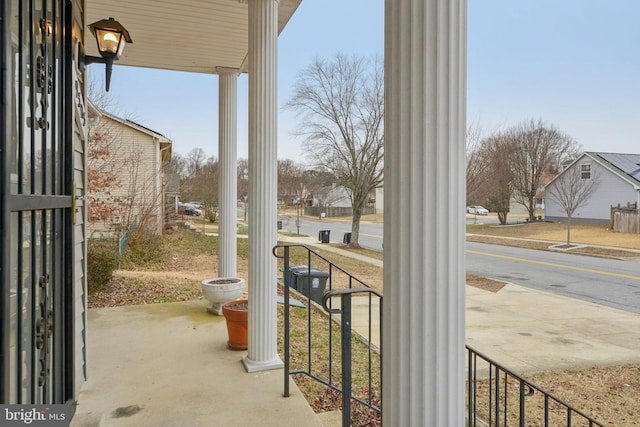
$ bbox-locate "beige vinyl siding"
[88,115,166,237]
[72,0,88,395]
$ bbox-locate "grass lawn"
[467,218,640,251]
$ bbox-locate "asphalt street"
[278,213,640,314]
[466,241,640,314]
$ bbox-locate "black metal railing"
[467,345,606,427]
[273,244,382,427]
[273,244,606,427]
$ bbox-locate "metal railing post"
[274,244,383,425]
[340,292,352,427]
[283,245,290,397]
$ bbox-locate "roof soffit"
[85,0,302,74]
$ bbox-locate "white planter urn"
[201,277,246,315]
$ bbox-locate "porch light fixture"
[80,17,133,91]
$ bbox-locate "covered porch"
[81,0,467,425]
[70,300,322,427]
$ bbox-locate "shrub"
[121,228,168,269]
[87,239,119,293]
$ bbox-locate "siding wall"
[72,0,87,397]
[545,157,640,223]
[88,116,164,237]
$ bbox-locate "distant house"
[305,184,377,217]
[375,182,384,213]
[544,152,640,224]
[312,184,352,209]
[87,105,172,237]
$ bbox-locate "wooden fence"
[610,203,639,234]
[305,206,376,218]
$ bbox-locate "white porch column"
[217,67,239,278]
[383,0,467,425]
[242,0,283,373]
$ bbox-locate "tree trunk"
[498,211,508,225]
[567,216,572,246]
[528,195,536,222]
[350,204,363,248]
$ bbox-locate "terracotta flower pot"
[221,299,248,351]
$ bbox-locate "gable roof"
[592,152,640,187]
[87,102,172,161]
[546,152,640,191]
[99,109,171,144]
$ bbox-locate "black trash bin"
[319,230,330,243]
[277,220,283,230]
[286,265,315,290]
[343,232,352,244]
[292,269,329,304]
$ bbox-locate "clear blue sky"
[99,0,640,162]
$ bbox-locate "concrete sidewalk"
[467,284,640,372]
[279,234,640,373]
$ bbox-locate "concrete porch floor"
[70,300,322,427]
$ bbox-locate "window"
[581,164,591,179]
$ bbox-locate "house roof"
[592,152,640,186]
[92,106,173,161]
[545,152,640,191]
[86,0,302,74]
[98,109,172,143]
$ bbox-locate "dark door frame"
[0,0,76,405]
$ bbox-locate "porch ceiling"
[85,0,302,74]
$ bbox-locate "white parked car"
[467,206,489,215]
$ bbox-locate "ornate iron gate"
[1,0,75,404]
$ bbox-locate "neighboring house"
[375,183,384,213]
[164,171,181,218]
[312,184,351,208]
[306,184,377,217]
[88,105,172,236]
[544,152,640,224]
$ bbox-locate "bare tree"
[87,125,129,226]
[545,165,599,245]
[476,133,515,224]
[277,159,304,205]
[182,156,219,220]
[466,123,486,207]
[294,168,336,212]
[509,119,581,221]
[237,158,249,221]
[87,114,167,237]
[286,54,384,247]
[237,158,249,203]
[185,148,208,178]
[168,152,188,179]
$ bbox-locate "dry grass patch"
[468,221,640,250]
[278,245,383,292]
[472,364,640,426]
[466,273,506,293]
[277,293,381,426]
[523,365,640,426]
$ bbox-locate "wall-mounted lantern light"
[79,17,132,91]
